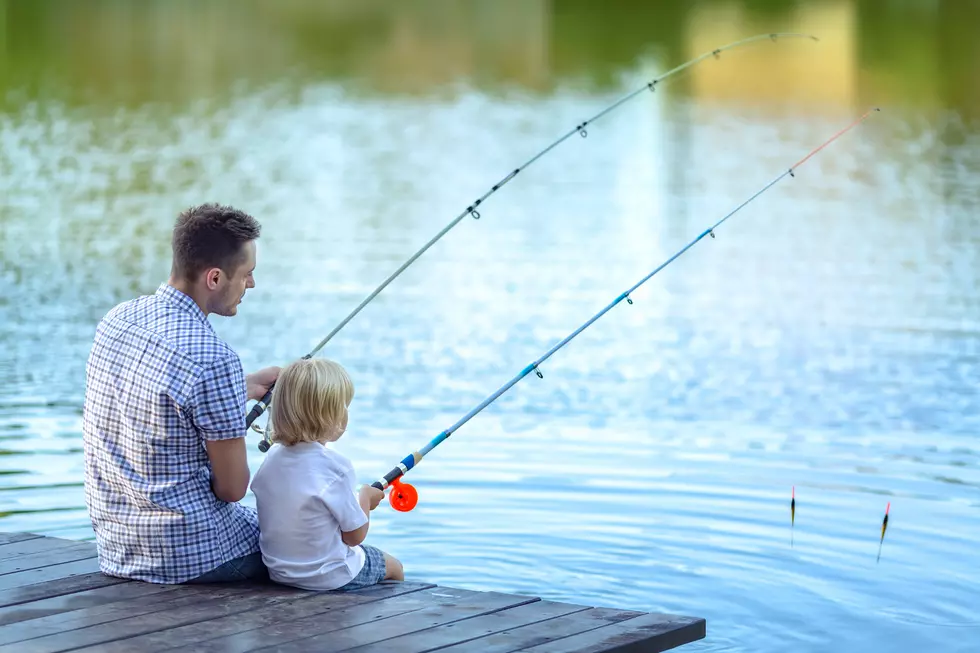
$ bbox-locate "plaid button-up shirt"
[82,283,260,583]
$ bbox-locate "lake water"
[1,1,978,651]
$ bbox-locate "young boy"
[250,358,404,591]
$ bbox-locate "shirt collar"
[155,283,211,327]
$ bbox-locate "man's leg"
[184,552,268,584]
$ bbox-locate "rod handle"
[247,384,275,453]
[246,385,275,427]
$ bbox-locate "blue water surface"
[1,2,978,651]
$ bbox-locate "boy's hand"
[359,485,384,511]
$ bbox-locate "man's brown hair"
[170,203,261,281]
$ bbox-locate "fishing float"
[372,108,882,511]
[248,32,821,451]
[877,501,890,562]
[791,486,796,547]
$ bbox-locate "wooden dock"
[0,532,705,652]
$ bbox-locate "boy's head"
[267,358,355,446]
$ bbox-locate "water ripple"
[2,72,979,653]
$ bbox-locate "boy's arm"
[320,481,382,547]
[341,486,384,547]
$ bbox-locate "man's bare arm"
[206,437,250,502]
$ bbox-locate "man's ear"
[204,267,222,290]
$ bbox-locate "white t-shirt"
[250,441,368,590]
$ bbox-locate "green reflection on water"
[0,0,977,118]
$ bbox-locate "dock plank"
[0,573,127,609]
[185,586,507,653]
[0,582,271,646]
[0,533,706,652]
[430,607,648,653]
[68,581,436,653]
[516,612,707,653]
[0,533,43,546]
[0,581,175,627]
[339,599,592,653]
[0,557,103,592]
[0,583,310,653]
[247,589,540,652]
[0,537,83,561]
[0,543,98,576]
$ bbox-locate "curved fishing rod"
[249,32,820,451]
[372,108,881,511]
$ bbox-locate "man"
[82,203,280,584]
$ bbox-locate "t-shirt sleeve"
[320,479,368,533]
[186,353,248,441]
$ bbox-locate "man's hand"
[246,366,281,402]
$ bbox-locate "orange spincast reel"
[388,477,418,512]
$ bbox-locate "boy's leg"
[383,552,404,582]
[335,545,400,591]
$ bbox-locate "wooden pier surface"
[0,532,705,652]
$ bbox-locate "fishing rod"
[372,108,881,511]
[249,32,820,451]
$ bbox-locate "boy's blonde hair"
[266,358,355,446]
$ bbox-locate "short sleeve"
[320,480,368,533]
[186,354,247,441]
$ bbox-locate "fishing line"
[249,32,820,451]
[371,108,881,511]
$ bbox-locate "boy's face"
[329,404,350,442]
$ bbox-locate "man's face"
[207,240,256,317]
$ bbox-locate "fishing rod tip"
[769,32,819,42]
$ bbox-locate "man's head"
[169,203,261,317]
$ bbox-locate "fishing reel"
[387,477,418,512]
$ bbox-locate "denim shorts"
[184,551,268,584]
[335,545,386,591]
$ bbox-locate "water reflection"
[1,1,978,117]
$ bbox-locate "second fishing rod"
[370,108,881,511]
[248,32,820,450]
